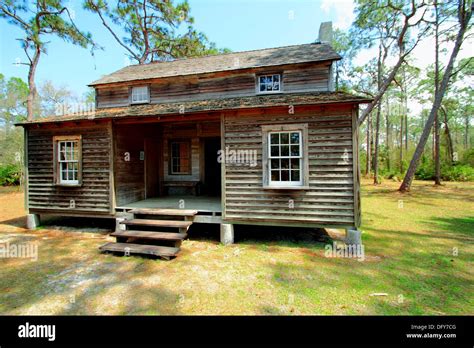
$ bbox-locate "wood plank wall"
[26,122,113,215]
[95,63,330,108]
[222,104,357,227]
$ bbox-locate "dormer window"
[257,74,282,93]
[131,86,150,104]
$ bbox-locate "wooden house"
[17,25,371,258]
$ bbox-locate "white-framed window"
[268,131,303,186]
[131,86,150,104]
[262,124,308,189]
[54,135,82,186]
[257,74,282,93]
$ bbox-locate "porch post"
[345,227,362,245]
[220,223,234,245]
[26,214,40,230]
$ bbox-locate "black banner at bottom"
[0,315,471,347]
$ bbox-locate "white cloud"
[320,0,355,30]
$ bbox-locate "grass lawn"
[0,179,472,315]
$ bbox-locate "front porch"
[115,195,222,224]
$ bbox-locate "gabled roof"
[16,92,371,126]
[89,43,341,86]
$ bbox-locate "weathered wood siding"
[222,104,358,227]
[95,62,331,108]
[26,121,113,215]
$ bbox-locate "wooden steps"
[111,230,187,241]
[121,219,193,229]
[99,242,180,258]
[99,207,196,260]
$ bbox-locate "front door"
[204,137,221,196]
[144,138,161,198]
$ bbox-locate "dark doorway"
[203,137,221,196]
[144,138,161,198]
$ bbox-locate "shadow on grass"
[0,237,181,315]
[187,223,332,249]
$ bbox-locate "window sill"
[55,183,82,188]
[262,185,310,190]
[257,91,283,95]
[130,101,150,105]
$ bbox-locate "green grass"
[0,179,472,315]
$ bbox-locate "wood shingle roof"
[89,43,341,86]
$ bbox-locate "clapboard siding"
[96,86,129,108]
[26,122,113,214]
[222,104,356,227]
[95,62,331,108]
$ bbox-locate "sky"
[0,0,472,100]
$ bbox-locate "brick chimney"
[318,21,333,44]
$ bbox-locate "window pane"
[280,133,289,144]
[273,74,280,82]
[260,84,266,92]
[281,170,289,181]
[271,170,280,181]
[290,132,299,144]
[291,158,300,170]
[291,170,300,182]
[270,146,279,157]
[270,159,279,169]
[270,133,279,145]
[280,145,289,156]
[290,145,300,156]
[281,159,289,169]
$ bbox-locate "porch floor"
[116,195,222,214]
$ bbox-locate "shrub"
[0,164,22,186]
[461,148,474,167]
[441,165,474,182]
[415,162,435,180]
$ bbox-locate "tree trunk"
[373,43,383,184]
[434,0,441,185]
[26,45,41,122]
[366,112,372,177]
[399,2,471,192]
[465,113,470,151]
[386,93,391,171]
[399,101,403,173]
[441,107,454,164]
[374,105,382,184]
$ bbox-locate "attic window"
[131,86,150,104]
[257,74,281,93]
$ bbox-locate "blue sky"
[0,0,345,96]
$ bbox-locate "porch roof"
[16,91,372,126]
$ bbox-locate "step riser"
[111,231,187,241]
[99,242,180,259]
[129,208,198,217]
